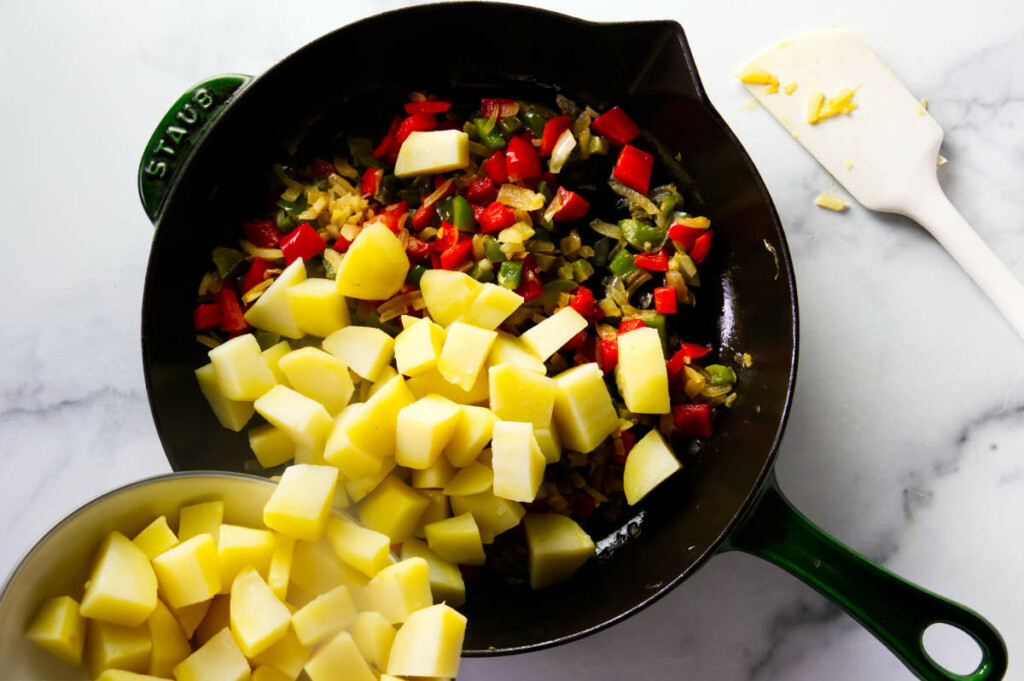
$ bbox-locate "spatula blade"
[742,29,942,213]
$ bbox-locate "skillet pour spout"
[136,4,1007,679]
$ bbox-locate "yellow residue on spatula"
[807,88,859,124]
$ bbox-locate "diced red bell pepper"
[668,221,706,253]
[612,144,654,195]
[430,252,441,270]
[572,489,596,522]
[472,203,486,221]
[372,114,403,161]
[673,403,713,438]
[516,263,543,301]
[654,286,677,314]
[434,222,460,253]
[435,119,459,131]
[599,337,618,372]
[280,222,327,265]
[411,202,437,230]
[361,167,383,198]
[242,258,271,293]
[478,201,516,234]
[568,286,595,317]
[217,288,248,332]
[406,236,432,262]
[540,115,571,157]
[505,136,541,180]
[564,330,588,350]
[378,201,409,234]
[243,219,281,248]
[193,303,221,330]
[481,98,518,119]
[465,177,498,205]
[633,250,669,272]
[666,343,713,375]
[481,151,509,184]
[396,112,437,145]
[611,429,636,465]
[690,230,713,265]
[404,100,452,115]
[591,105,640,146]
[311,157,336,177]
[552,186,589,223]
[439,238,473,270]
[618,318,646,335]
[333,234,353,253]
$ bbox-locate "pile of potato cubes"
[26,464,465,681]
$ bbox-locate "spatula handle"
[906,181,1024,340]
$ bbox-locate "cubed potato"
[552,362,619,453]
[615,327,670,414]
[325,516,394,579]
[487,331,547,375]
[172,627,249,681]
[85,619,150,678]
[151,535,220,609]
[399,538,465,607]
[251,666,293,681]
[80,532,158,627]
[358,475,429,542]
[442,462,493,496]
[95,671,168,681]
[322,326,395,382]
[278,347,354,416]
[217,524,275,592]
[146,599,191,677]
[304,631,376,681]
[406,366,489,405]
[623,428,681,504]
[413,490,450,539]
[489,364,557,427]
[491,421,546,503]
[248,424,296,470]
[459,283,523,330]
[395,394,462,469]
[533,425,562,464]
[519,306,588,361]
[348,611,397,675]
[444,405,498,467]
[26,595,85,666]
[394,129,470,177]
[195,363,255,432]
[254,385,334,451]
[250,628,311,680]
[178,501,223,546]
[410,454,456,489]
[286,278,351,338]
[437,323,497,391]
[245,257,307,338]
[267,533,295,602]
[424,513,485,566]
[261,341,292,386]
[263,464,338,541]
[368,364,398,393]
[386,604,466,679]
[345,456,397,503]
[132,516,178,562]
[344,375,415,457]
[208,333,278,401]
[166,599,209,639]
[289,538,364,598]
[335,223,410,300]
[192,594,229,648]
[293,441,327,466]
[360,558,432,625]
[394,317,446,377]
[523,513,595,589]
[448,491,525,544]
[324,404,384,480]
[332,482,350,510]
[418,269,483,327]
[291,584,358,647]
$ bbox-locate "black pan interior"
[141,3,797,654]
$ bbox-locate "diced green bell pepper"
[483,237,506,263]
[535,278,579,307]
[636,310,668,353]
[212,247,246,278]
[705,364,738,386]
[436,196,455,224]
[522,110,547,138]
[619,219,668,251]
[470,259,495,283]
[498,115,523,136]
[254,330,281,351]
[452,195,476,231]
[497,260,524,289]
[347,137,384,169]
[406,264,427,287]
[474,118,507,151]
[571,259,595,283]
[608,249,636,278]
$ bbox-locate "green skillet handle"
[724,472,1007,681]
[137,74,253,225]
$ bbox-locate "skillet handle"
[137,74,252,225]
[723,472,1007,681]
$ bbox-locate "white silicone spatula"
[741,28,1024,340]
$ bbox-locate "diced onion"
[608,179,658,217]
[238,240,284,261]
[241,278,274,304]
[589,219,621,239]
[497,184,545,211]
[548,128,577,174]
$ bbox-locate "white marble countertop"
[2,1,1022,679]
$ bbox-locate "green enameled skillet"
[136,4,1007,679]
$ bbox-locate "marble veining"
[1,1,1023,680]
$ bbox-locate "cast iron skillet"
[137,4,1006,679]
